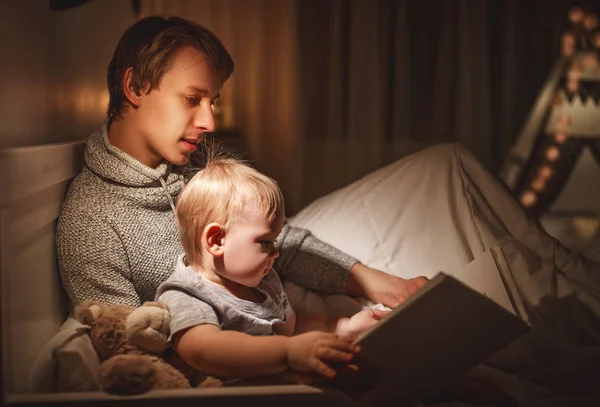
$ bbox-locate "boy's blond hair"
[177,157,285,268]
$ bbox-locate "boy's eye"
[259,240,272,247]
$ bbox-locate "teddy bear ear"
[126,303,171,353]
[74,300,106,325]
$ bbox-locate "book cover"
[354,248,530,406]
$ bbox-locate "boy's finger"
[332,363,362,379]
[330,335,358,348]
[316,347,354,362]
[371,309,390,320]
[312,360,337,379]
[329,341,360,355]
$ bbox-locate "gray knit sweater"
[56,123,358,307]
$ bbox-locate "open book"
[451,246,530,324]
[354,246,530,406]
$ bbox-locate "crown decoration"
[545,91,600,137]
[561,9,600,81]
[561,7,599,56]
[564,52,600,82]
[512,6,600,211]
[559,79,600,104]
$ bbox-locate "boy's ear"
[203,223,225,257]
[122,67,143,108]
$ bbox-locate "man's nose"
[193,104,216,132]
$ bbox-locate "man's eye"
[259,240,272,247]
[186,97,200,106]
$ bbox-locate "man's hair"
[107,16,234,121]
[177,156,285,268]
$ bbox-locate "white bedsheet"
[288,143,600,406]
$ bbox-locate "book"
[451,246,530,324]
[353,247,530,406]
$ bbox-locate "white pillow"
[286,144,492,315]
[289,144,482,280]
[28,317,101,393]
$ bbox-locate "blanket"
[289,143,600,406]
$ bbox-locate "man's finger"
[384,294,403,308]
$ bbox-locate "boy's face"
[133,46,221,168]
[220,210,284,288]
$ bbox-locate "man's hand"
[346,263,429,308]
[287,332,359,378]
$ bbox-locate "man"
[56,16,427,310]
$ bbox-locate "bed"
[2,140,600,406]
[0,141,355,407]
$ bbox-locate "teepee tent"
[501,7,600,248]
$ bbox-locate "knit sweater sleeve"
[56,211,140,307]
[273,222,359,294]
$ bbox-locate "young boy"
[156,156,387,381]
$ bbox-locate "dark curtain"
[143,0,599,212]
[297,0,599,177]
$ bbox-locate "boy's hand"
[287,332,359,378]
[336,309,390,337]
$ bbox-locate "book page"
[491,246,529,324]
[449,248,517,317]
[354,273,530,406]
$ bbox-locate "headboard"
[0,140,86,396]
[0,141,354,406]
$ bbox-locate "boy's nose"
[271,247,279,259]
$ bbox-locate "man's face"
[135,46,221,168]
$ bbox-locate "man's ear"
[122,67,143,108]
[203,223,225,257]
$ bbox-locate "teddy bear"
[74,299,222,395]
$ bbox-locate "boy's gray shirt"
[57,123,358,307]
[156,255,294,339]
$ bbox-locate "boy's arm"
[174,324,290,378]
[159,287,292,378]
[174,323,359,380]
[159,289,359,380]
[157,289,288,378]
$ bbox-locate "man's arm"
[56,211,140,307]
[346,263,429,308]
[275,222,429,308]
[274,222,357,294]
